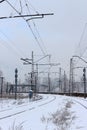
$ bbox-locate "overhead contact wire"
[5,0,46,56]
[25,0,48,55]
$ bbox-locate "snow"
[0,94,87,130]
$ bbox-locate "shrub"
[41,101,75,130]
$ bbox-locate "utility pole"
[0,77,3,98]
[35,64,38,93]
[83,67,86,98]
[59,67,62,93]
[48,55,51,93]
[69,58,74,95]
[36,64,38,79]
[34,64,38,94]
[72,55,87,97]
[71,59,74,94]
[31,51,34,91]
[21,52,35,91]
[64,71,66,93]
[21,54,60,91]
[48,72,51,93]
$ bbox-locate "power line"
[9,0,18,17]
[73,23,87,65]
[79,24,87,49]
[19,0,22,14]
[25,0,48,54]
[0,0,5,3]
[75,23,87,57]
[0,29,27,58]
[26,22,46,55]
[25,0,49,55]
[26,0,39,14]
[5,0,53,55]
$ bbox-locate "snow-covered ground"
[0,94,87,130]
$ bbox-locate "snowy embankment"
[0,94,87,130]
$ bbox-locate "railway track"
[72,97,87,110]
[0,94,48,113]
[0,95,56,120]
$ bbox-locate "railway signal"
[15,68,18,100]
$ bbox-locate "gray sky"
[0,0,87,82]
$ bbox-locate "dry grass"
[41,101,75,130]
[9,121,25,130]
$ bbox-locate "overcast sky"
[0,0,87,82]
